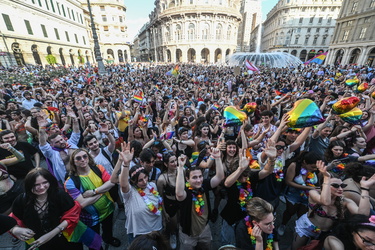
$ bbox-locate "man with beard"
[38,113,80,185]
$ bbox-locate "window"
[342,30,349,41]
[38,0,42,7]
[80,14,83,24]
[322,36,327,45]
[120,26,125,32]
[347,20,352,26]
[309,17,314,24]
[103,26,109,31]
[351,2,358,13]
[67,7,71,19]
[44,0,49,10]
[327,17,332,24]
[302,7,306,12]
[359,28,367,39]
[65,31,70,41]
[294,36,299,44]
[50,0,55,12]
[190,0,193,4]
[119,16,123,22]
[62,4,66,16]
[202,23,209,40]
[297,28,301,32]
[325,28,329,33]
[74,34,78,43]
[102,15,107,22]
[304,36,309,45]
[299,17,303,24]
[216,23,223,40]
[100,6,105,11]
[312,36,318,45]
[175,24,181,40]
[54,28,60,39]
[41,24,48,37]
[318,17,322,24]
[2,14,14,31]
[307,28,311,32]
[82,36,86,45]
[56,2,61,14]
[316,28,320,32]
[24,20,33,35]
[188,23,195,40]
[71,10,75,20]
[371,0,375,8]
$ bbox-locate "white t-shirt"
[121,182,163,236]
[93,147,113,175]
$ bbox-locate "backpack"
[70,165,103,190]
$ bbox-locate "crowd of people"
[1,62,375,250]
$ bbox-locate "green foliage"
[46,54,57,65]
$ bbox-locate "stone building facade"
[138,0,243,63]
[261,0,342,62]
[81,0,131,64]
[0,0,92,66]
[325,0,375,66]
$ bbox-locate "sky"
[124,0,279,42]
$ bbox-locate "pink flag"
[245,59,259,72]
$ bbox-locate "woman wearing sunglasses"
[324,214,375,250]
[65,149,120,248]
[292,160,375,249]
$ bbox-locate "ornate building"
[80,0,131,64]
[138,0,243,63]
[0,0,92,66]
[261,0,342,62]
[325,0,375,66]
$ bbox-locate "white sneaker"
[170,234,177,249]
[277,225,286,236]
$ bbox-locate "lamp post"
[87,0,105,75]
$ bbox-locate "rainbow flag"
[133,91,143,103]
[164,131,175,139]
[304,52,328,65]
[211,103,220,110]
[171,65,180,76]
[245,59,259,72]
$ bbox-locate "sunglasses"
[356,231,375,246]
[275,145,286,150]
[330,183,347,189]
[75,154,88,161]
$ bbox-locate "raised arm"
[118,142,134,193]
[176,154,187,201]
[289,127,312,152]
[210,148,225,188]
[309,161,331,206]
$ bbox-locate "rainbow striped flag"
[211,103,220,110]
[304,52,328,65]
[133,91,143,103]
[164,131,175,139]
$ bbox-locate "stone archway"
[334,49,344,65]
[107,49,114,64]
[69,49,75,65]
[118,50,124,63]
[166,50,171,62]
[187,48,196,62]
[215,48,222,63]
[226,49,230,56]
[307,49,316,60]
[349,48,361,64]
[201,48,210,63]
[291,50,297,56]
[366,47,375,67]
[59,48,66,66]
[124,50,128,62]
[176,49,182,62]
[299,50,307,61]
[31,44,41,65]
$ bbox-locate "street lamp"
[86,0,106,75]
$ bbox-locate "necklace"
[236,179,253,211]
[273,156,284,181]
[299,168,318,199]
[186,182,205,216]
[137,184,163,216]
[244,216,273,250]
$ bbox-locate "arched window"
[175,24,181,41]
[227,25,231,39]
[165,26,170,42]
[216,23,223,40]
[202,23,210,40]
[188,23,195,40]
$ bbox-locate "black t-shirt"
[0,214,17,235]
[0,142,38,179]
[221,171,259,225]
[12,189,75,239]
[255,173,283,203]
